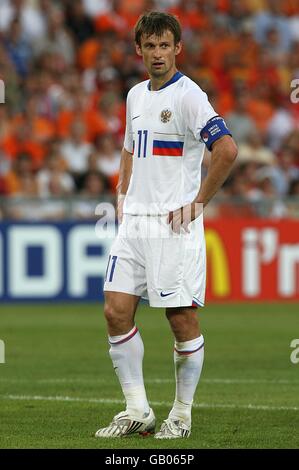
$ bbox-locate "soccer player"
[95,11,238,439]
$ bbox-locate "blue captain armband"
[200,116,232,151]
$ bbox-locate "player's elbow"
[212,136,238,164]
[229,140,238,162]
[222,137,238,163]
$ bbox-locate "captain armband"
[200,116,232,151]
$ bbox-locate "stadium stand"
[0,0,299,220]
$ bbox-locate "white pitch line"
[1,395,299,412]
[1,377,299,385]
[149,378,299,385]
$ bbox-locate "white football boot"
[95,408,156,438]
[155,418,191,439]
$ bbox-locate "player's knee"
[104,302,119,324]
[167,313,185,334]
[104,301,129,330]
[166,308,200,340]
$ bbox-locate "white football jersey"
[123,72,217,215]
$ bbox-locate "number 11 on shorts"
[105,255,118,282]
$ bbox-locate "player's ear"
[135,43,143,57]
[175,41,182,56]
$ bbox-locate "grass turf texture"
[0,303,298,449]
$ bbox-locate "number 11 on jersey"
[136,130,148,158]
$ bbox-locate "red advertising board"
[205,219,299,301]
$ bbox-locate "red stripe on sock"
[174,342,204,355]
[109,327,138,345]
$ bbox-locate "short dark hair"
[134,11,181,46]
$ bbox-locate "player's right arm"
[116,147,133,223]
[116,88,134,223]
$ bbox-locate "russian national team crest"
[160,108,172,123]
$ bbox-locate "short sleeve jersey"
[123,72,219,215]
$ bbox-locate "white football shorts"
[103,214,206,308]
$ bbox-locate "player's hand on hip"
[168,202,203,234]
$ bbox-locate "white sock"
[108,325,150,417]
[169,335,204,427]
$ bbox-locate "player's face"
[136,30,182,80]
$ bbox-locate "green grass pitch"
[0,303,298,449]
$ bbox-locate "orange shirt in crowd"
[169,6,210,31]
[4,171,22,195]
[246,99,275,132]
[77,39,101,69]
[2,136,45,168]
[10,115,56,144]
[56,108,108,141]
[201,36,239,70]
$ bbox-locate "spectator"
[227,0,253,34]
[80,171,109,197]
[237,130,276,166]
[4,152,35,195]
[266,148,299,195]
[72,151,99,191]
[225,93,257,144]
[33,7,75,66]
[254,0,293,52]
[267,104,295,152]
[2,18,33,77]
[263,27,289,65]
[6,178,67,220]
[65,0,95,44]
[37,151,75,198]
[82,52,118,93]
[288,179,299,196]
[60,120,94,177]
[0,0,48,43]
[95,133,121,192]
[97,91,124,139]
[73,170,109,219]
[56,92,108,141]
[82,0,112,18]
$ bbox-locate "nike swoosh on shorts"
[160,291,175,297]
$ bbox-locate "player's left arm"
[169,134,238,233]
[195,134,238,207]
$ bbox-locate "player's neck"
[149,68,178,91]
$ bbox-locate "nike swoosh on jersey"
[160,291,175,297]
[132,115,141,120]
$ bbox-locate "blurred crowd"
[0,0,299,220]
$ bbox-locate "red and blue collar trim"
[147,71,184,91]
